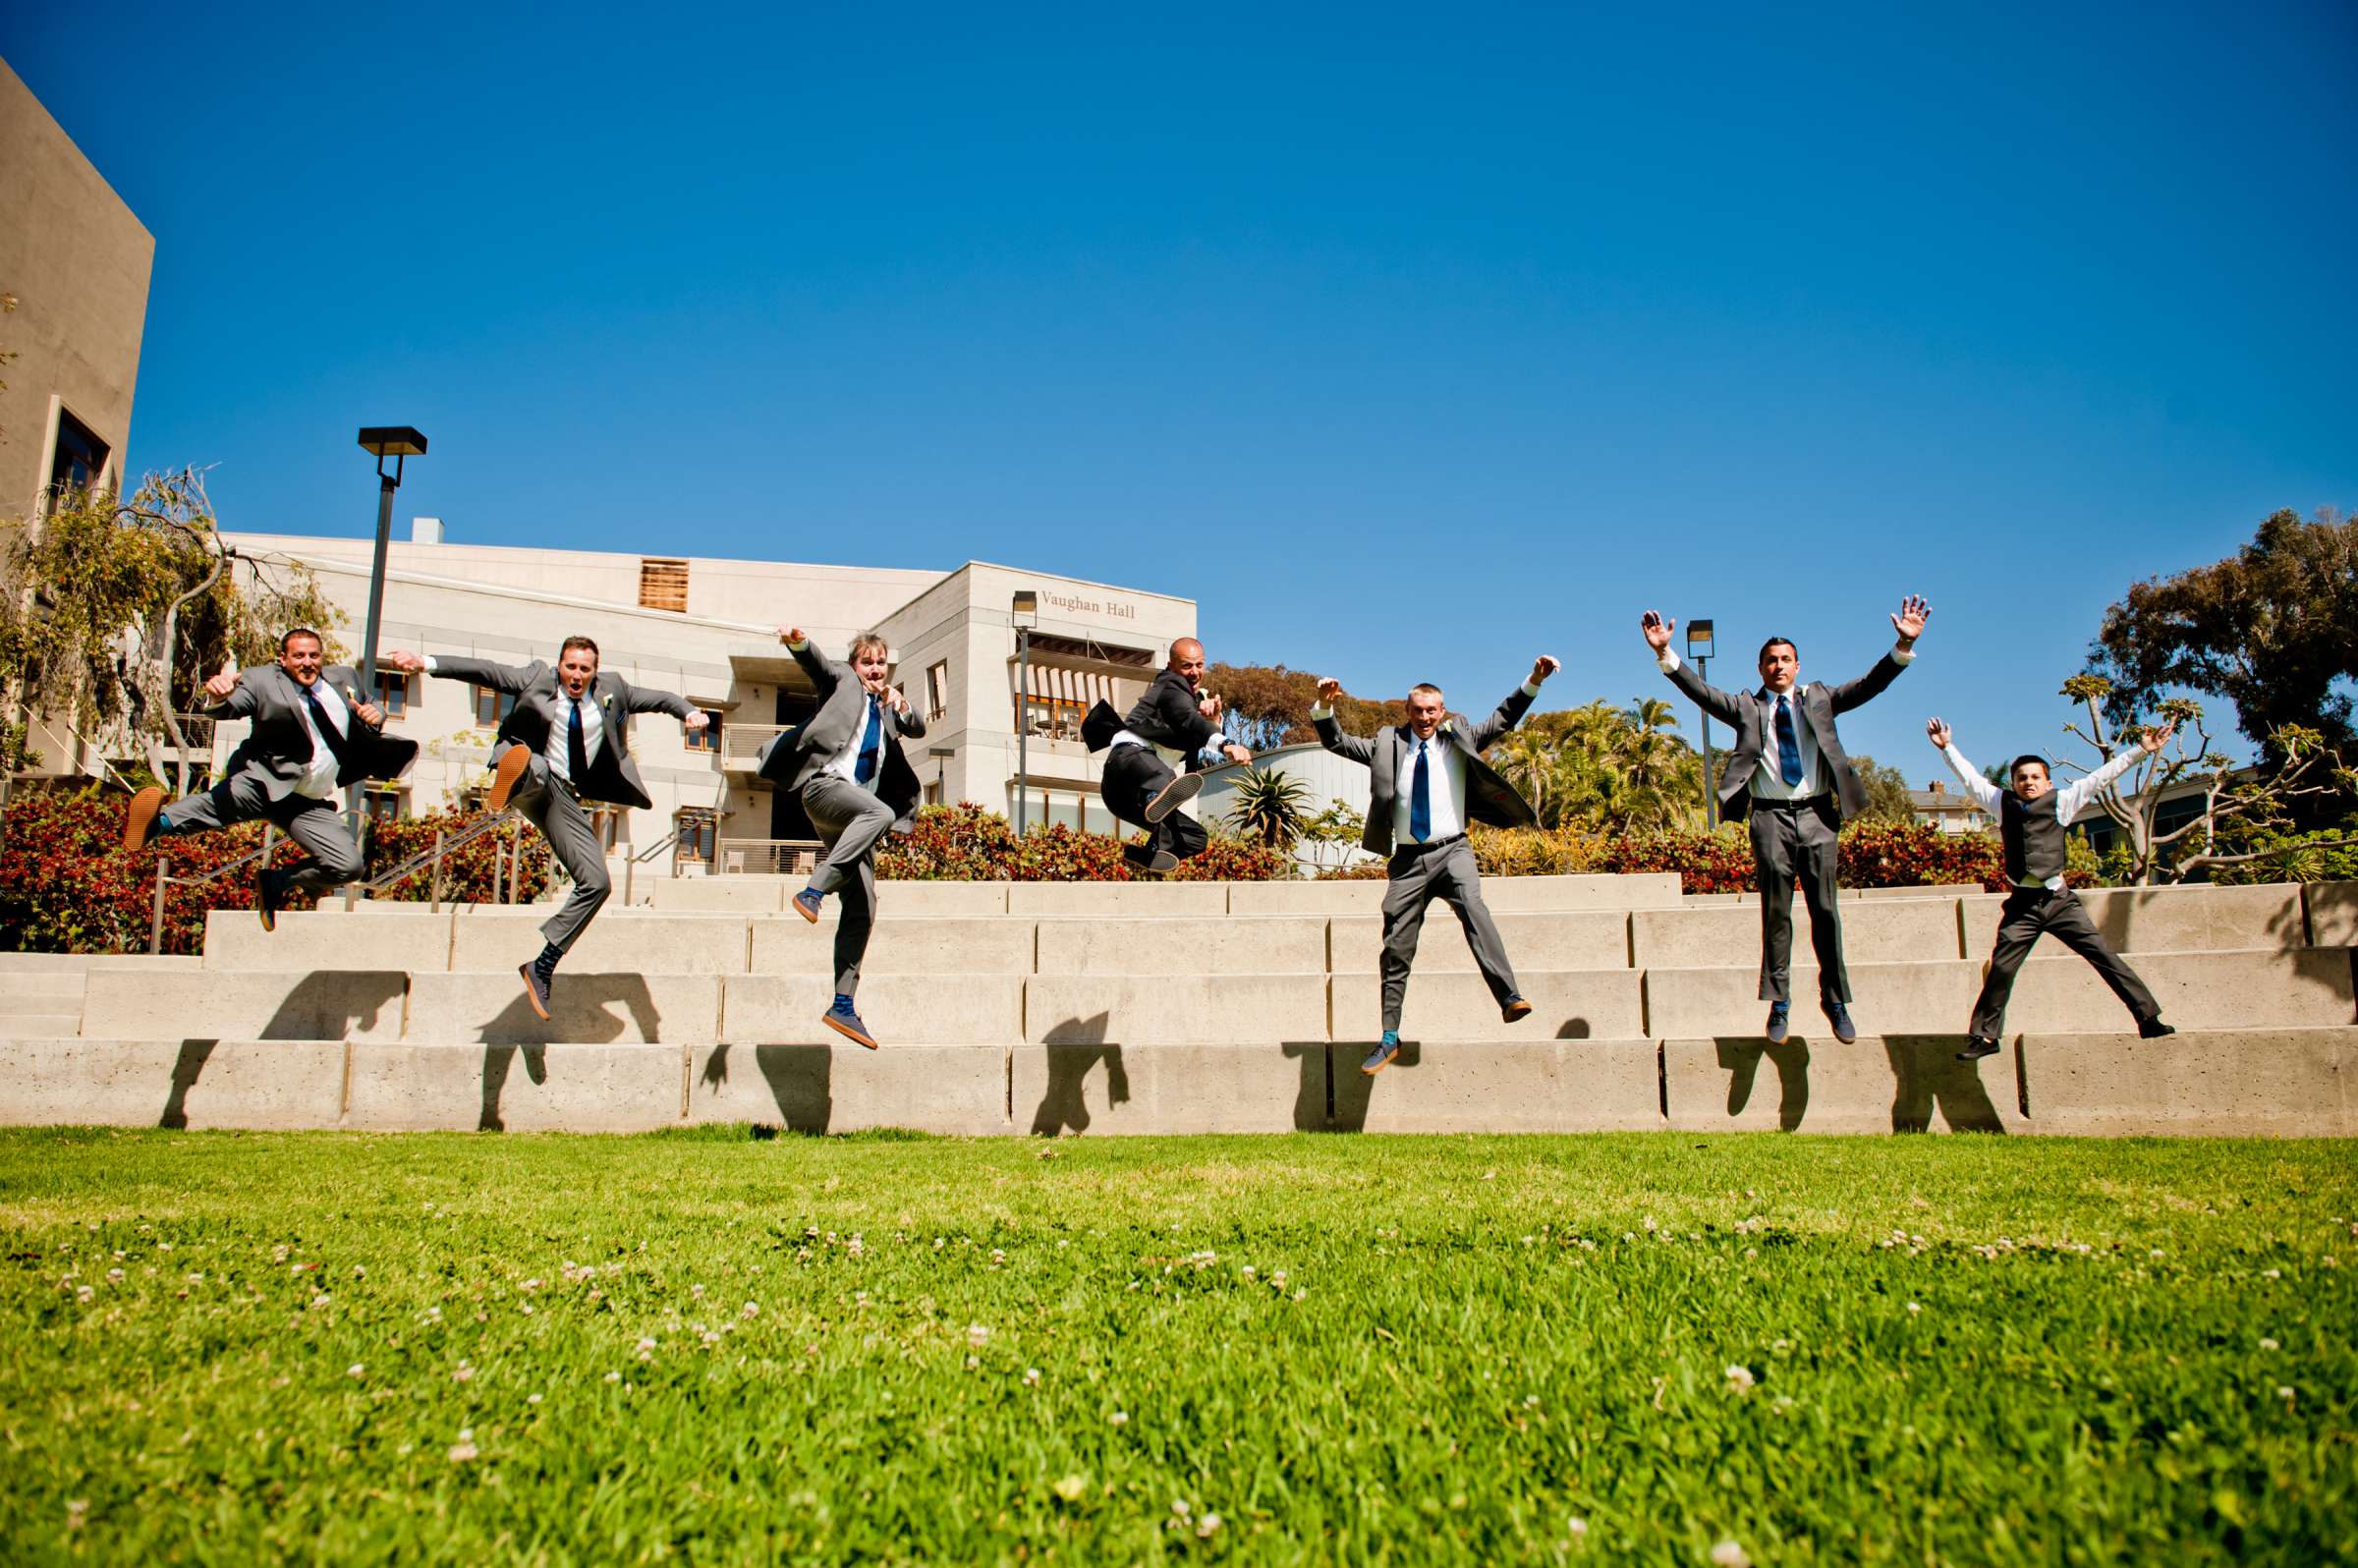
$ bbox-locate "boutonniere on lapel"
[1438,720,1456,738]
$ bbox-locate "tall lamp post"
[1011,588,1038,834]
[351,428,425,861]
[1686,619,1715,828]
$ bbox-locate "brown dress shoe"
[487,745,533,812]
[123,787,165,851]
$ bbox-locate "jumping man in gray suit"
[757,627,926,1050]
[124,627,419,928]
[381,638,707,1020]
[1313,655,1559,1074]
[1640,596,1930,1044]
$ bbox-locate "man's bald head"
[1168,639,1206,685]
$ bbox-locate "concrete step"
[13,1028,2346,1136]
[1329,970,1647,1042]
[1024,975,1328,1047]
[1035,917,1328,977]
[1229,872,1684,914]
[1326,911,1632,973]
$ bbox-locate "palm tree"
[1225,764,1312,850]
[1491,729,1566,828]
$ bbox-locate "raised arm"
[384,649,537,694]
[620,678,696,722]
[775,627,846,699]
[2052,721,2174,820]
[200,659,265,719]
[1310,677,1376,768]
[1468,655,1558,750]
[1926,717,2001,813]
[1826,595,1931,714]
[1643,613,1747,726]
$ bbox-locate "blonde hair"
[848,632,889,661]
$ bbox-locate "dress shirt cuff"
[1309,703,1333,721]
[785,638,809,651]
[1656,650,1682,674]
[1891,644,1916,665]
[1521,680,1542,699]
[420,654,440,674]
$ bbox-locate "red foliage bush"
[0,788,552,955]
[1834,820,2008,893]
[876,804,1288,882]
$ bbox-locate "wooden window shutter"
[638,557,690,612]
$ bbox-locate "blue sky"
[8,3,2354,781]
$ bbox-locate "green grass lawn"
[1,1130,2351,1565]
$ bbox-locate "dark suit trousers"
[1099,746,1207,862]
[1750,796,1849,1004]
[802,773,895,997]
[1970,887,2160,1038]
[1379,837,1518,1031]
[508,758,612,954]
[156,774,363,894]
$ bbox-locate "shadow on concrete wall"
[1032,1014,1125,1135]
[158,1038,219,1128]
[1327,1039,1422,1132]
[1283,1042,1329,1131]
[1881,1036,2008,1133]
[693,1042,834,1134]
[1715,1036,1811,1131]
[258,973,406,1040]
[468,975,663,1045]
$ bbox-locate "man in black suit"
[756,627,926,1050]
[1082,638,1251,874]
[382,638,706,1019]
[1641,596,1931,1043]
[123,628,418,929]
[1314,657,1558,1073]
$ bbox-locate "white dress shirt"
[418,653,604,785]
[1939,741,2142,890]
[1656,645,1915,801]
[826,691,889,793]
[290,677,350,802]
[1311,681,1542,844]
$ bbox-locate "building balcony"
[717,723,789,772]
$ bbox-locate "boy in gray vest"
[1927,716,2176,1061]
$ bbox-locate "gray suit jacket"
[1314,684,1540,855]
[208,662,418,802]
[1662,653,1908,824]
[427,655,693,812]
[755,641,927,832]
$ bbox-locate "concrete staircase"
[2,875,2353,1137]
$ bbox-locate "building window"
[638,558,690,613]
[363,788,405,825]
[474,686,519,727]
[926,660,950,720]
[1012,783,1117,835]
[1021,695,1086,741]
[675,807,717,865]
[47,407,110,498]
[375,673,414,717]
[684,708,722,753]
[924,777,943,807]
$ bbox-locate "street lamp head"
[357,426,428,458]
[1686,619,1714,660]
[1011,588,1039,623]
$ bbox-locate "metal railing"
[718,724,789,772]
[714,836,825,876]
[355,809,524,910]
[147,828,283,953]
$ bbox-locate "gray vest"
[2000,791,2066,883]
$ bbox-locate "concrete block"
[203,908,454,973]
[1330,969,1645,1042]
[1483,873,1685,911]
[871,881,1013,917]
[1005,882,1229,917]
[1961,883,2308,957]
[750,917,1035,976]
[81,970,409,1041]
[1223,881,1386,915]
[2004,947,2353,1033]
[0,1037,346,1129]
[689,1041,1009,1135]
[2309,881,2358,947]
[346,1041,685,1132]
[1327,911,1630,974]
[721,975,1021,1045]
[1015,1041,1315,1134]
[0,973,85,1004]
[1641,961,1984,1041]
[448,911,751,974]
[1036,917,1326,976]
[405,972,717,1045]
[1661,1036,2022,1134]
[0,953,197,973]
[1632,898,1963,969]
[635,878,786,913]
[0,1014,84,1036]
[2017,1027,2358,1137]
[1023,975,1327,1046]
[1336,1038,1662,1133]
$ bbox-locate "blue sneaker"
[1823,1000,1857,1043]
[821,996,877,1050]
[792,887,824,924]
[1362,1031,1402,1075]
[1766,1001,1790,1044]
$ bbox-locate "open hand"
[2139,720,2176,756]
[1891,594,1932,643]
[1315,676,1342,704]
[1926,716,1952,750]
[203,658,240,702]
[381,648,425,675]
[1529,654,1560,685]
[1640,611,1674,652]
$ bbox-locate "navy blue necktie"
[854,698,882,785]
[1774,695,1804,786]
[304,688,353,770]
[568,697,590,782]
[1409,737,1432,842]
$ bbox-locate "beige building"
[212,525,1199,871]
